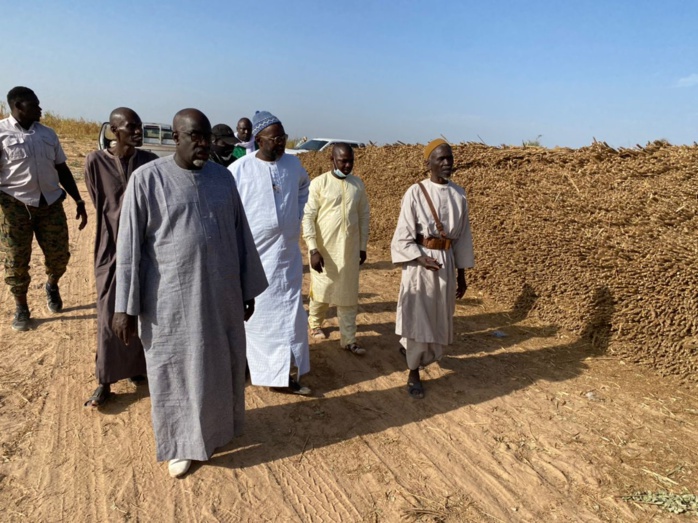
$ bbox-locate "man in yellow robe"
[302,143,370,355]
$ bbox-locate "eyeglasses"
[261,134,288,145]
[182,131,212,143]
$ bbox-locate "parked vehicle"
[285,138,366,155]
[98,122,176,157]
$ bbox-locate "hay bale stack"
[299,142,698,381]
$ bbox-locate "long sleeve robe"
[302,171,370,306]
[84,148,157,384]
[115,157,268,462]
[229,153,310,387]
[391,179,474,347]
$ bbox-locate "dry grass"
[39,112,100,140]
[286,136,303,149]
[0,101,100,140]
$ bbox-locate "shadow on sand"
[33,313,97,327]
[84,382,151,415]
[209,284,614,470]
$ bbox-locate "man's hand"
[244,299,255,322]
[55,163,87,230]
[112,312,137,345]
[310,251,325,273]
[456,270,467,299]
[359,250,367,265]
[76,202,88,230]
[416,255,441,271]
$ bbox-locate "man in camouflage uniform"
[0,86,87,331]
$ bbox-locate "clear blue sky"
[5,0,697,147]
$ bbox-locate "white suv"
[285,138,366,155]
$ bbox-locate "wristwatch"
[309,249,318,255]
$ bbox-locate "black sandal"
[84,384,111,407]
[269,376,312,396]
[407,380,424,399]
[289,376,312,396]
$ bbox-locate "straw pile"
[300,141,698,381]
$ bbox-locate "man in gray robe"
[84,107,157,408]
[113,109,268,478]
[391,139,474,399]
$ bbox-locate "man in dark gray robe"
[84,107,157,407]
[113,109,268,478]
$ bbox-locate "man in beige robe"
[303,143,370,354]
[391,139,474,398]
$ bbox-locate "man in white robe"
[229,111,311,394]
[302,143,370,354]
[113,109,268,478]
[391,139,474,399]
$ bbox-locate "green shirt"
[233,145,253,160]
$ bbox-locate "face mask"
[332,161,352,179]
[211,143,235,161]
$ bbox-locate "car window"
[161,128,175,145]
[296,139,328,151]
[143,125,161,144]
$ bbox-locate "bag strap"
[417,182,446,237]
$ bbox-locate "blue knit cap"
[252,110,282,136]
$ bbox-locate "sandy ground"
[1,170,697,521]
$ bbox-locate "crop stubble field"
[300,140,698,383]
[0,136,696,522]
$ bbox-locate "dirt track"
[1,145,697,522]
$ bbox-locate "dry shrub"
[300,141,698,382]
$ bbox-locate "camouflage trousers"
[0,191,70,296]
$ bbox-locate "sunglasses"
[261,134,288,145]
